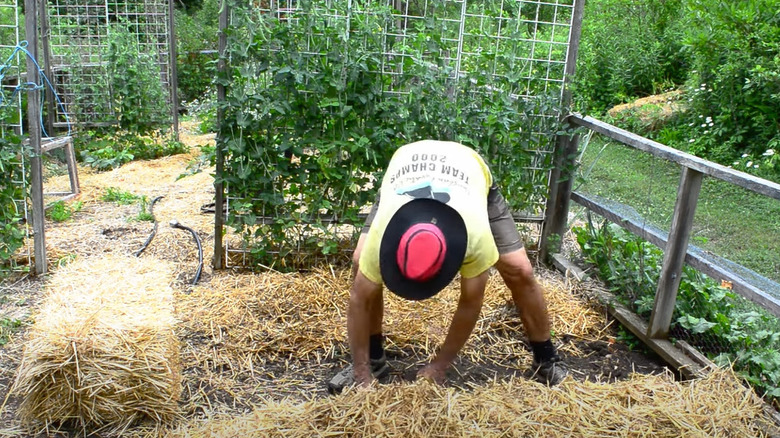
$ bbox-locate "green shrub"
[575,0,690,113]
[46,200,83,223]
[0,317,22,346]
[102,187,140,205]
[77,131,189,171]
[175,0,220,102]
[130,196,155,222]
[680,0,780,165]
[106,20,171,134]
[221,0,565,269]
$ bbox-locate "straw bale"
[172,368,773,438]
[11,254,182,434]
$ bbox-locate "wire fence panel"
[44,0,173,127]
[0,0,31,273]
[219,0,579,268]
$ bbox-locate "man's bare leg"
[494,247,551,342]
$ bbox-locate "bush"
[46,200,83,223]
[0,134,28,266]
[574,0,690,113]
[680,0,780,165]
[77,131,189,172]
[106,20,171,134]
[221,0,566,268]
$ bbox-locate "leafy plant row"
[574,219,780,406]
[219,0,568,268]
[0,134,28,273]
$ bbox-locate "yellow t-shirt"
[359,140,499,285]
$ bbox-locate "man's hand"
[421,270,488,382]
[416,361,448,385]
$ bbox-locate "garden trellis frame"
[0,0,33,272]
[213,0,585,268]
[39,0,178,134]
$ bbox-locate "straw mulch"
[176,264,608,397]
[172,368,773,438]
[44,146,217,286]
[11,254,182,435]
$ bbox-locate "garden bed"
[0,122,777,437]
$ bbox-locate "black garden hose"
[170,219,204,285]
[134,196,164,257]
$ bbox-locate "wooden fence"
[541,113,780,377]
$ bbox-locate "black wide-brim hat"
[380,198,467,300]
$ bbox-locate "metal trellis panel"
[43,0,174,127]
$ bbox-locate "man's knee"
[496,248,535,284]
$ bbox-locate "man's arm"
[347,271,383,386]
[417,270,488,383]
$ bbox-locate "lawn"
[575,135,780,284]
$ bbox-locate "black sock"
[530,339,557,363]
[369,333,385,360]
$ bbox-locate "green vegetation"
[220,0,567,268]
[575,0,689,113]
[77,132,189,172]
[102,187,141,205]
[102,188,156,222]
[130,197,156,223]
[574,220,780,404]
[106,20,171,135]
[576,139,780,284]
[175,0,220,103]
[0,317,23,346]
[46,200,83,223]
[0,134,28,270]
[577,0,780,177]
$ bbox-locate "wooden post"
[539,0,585,262]
[213,0,229,269]
[168,0,180,141]
[540,131,580,261]
[39,0,55,136]
[647,167,703,338]
[25,0,47,275]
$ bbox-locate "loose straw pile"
[11,255,182,435]
[177,266,606,376]
[173,368,774,438]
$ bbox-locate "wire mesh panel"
[0,0,31,273]
[220,0,579,267]
[44,0,172,127]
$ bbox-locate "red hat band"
[396,223,447,282]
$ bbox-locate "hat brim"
[380,198,467,300]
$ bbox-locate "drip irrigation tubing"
[170,220,203,285]
[134,196,164,257]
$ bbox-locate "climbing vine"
[219,0,568,268]
[0,133,28,269]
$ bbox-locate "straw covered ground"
[1,121,778,437]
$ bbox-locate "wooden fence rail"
[542,113,780,341]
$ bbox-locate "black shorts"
[361,183,524,255]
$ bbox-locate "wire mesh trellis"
[219,0,580,267]
[0,0,31,272]
[44,0,173,127]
